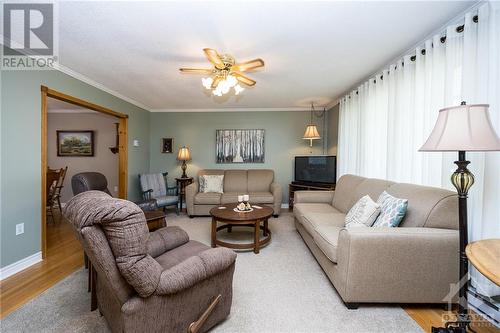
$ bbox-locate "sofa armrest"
[185,182,199,216]
[155,247,237,295]
[294,190,334,204]
[270,182,282,215]
[335,227,459,303]
[147,226,189,258]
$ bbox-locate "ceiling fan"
[180,48,264,96]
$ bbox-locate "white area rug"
[1,212,423,333]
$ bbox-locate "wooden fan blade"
[179,68,213,74]
[232,58,264,72]
[233,72,256,86]
[211,76,222,89]
[203,48,225,69]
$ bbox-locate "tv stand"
[288,182,336,210]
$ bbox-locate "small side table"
[466,239,500,286]
[144,210,167,231]
[176,177,193,213]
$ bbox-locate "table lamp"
[420,102,500,332]
[177,146,191,178]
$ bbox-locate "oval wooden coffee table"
[210,203,273,254]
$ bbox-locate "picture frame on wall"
[162,138,174,153]
[216,129,265,163]
[57,130,94,157]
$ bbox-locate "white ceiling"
[56,1,476,111]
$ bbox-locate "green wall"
[0,70,150,268]
[149,111,330,204]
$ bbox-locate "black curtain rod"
[345,14,479,99]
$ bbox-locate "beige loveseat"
[186,169,282,217]
[293,174,459,308]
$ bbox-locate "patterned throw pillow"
[201,175,224,194]
[345,195,381,228]
[198,176,206,192]
[373,191,408,227]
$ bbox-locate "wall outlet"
[16,223,24,235]
[114,186,118,193]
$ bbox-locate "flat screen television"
[294,155,336,185]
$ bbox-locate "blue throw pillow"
[373,191,408,227]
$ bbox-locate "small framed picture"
[57,130,94,157]
[162,138,173,153]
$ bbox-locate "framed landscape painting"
[57,130,94,157]
[216,129,265,163]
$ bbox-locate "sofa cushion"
[352,178,394,207]
[247,169,273,192]
[194,192,222,205]
[293,203,341,225]
[302,212,345,236]
[248,192,274,204]
[312,225,342,263]
[221,192,246,204]
[332,174,366,213]
[224,170,248,192]
[386,183,458,229]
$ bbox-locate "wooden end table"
[176,177,193,213]
[210,203,273,254]
[144,210,167,231]
[466,239,500,286]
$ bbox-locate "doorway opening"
[41,86,128,259]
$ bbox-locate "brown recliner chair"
[64,191,236,333]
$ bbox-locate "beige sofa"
[293,174,459,308]
[186,169,282,217]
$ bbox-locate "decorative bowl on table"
[234,201,253,212]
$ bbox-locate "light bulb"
[226,75,237,87]
[201,77,213,90]
[234,84,245,95]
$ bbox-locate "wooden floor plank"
[0,217,83,318]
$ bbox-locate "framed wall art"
[162,138,174,153]
[57,130,94,157]
[216,129,265,163]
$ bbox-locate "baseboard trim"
[0,252,42,280]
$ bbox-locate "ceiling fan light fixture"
[180,48,264,97]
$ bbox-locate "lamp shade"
[420,104,500,152]
[177,146,191,161]
[303,125,321,140]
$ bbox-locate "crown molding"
[325,98,340,110]
[150,107,313,113]
[53,63,152,112]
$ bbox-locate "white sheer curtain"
[338,2,500,297]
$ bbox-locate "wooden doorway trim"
[40,86,128,258]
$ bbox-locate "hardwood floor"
[1,217,498,332]
[0,216,84,318]
[404,305,499,332]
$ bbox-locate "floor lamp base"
[431,317,475,333]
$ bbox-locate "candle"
[238,195,243,202]
[243,194,249,202]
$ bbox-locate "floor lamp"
[420,102,500,332]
